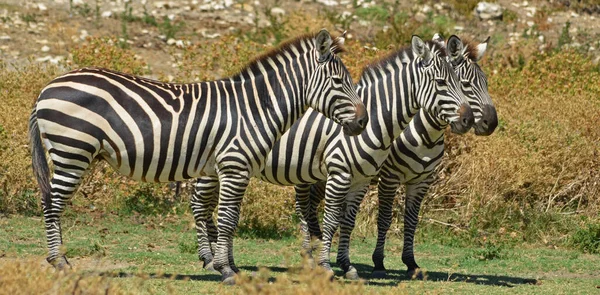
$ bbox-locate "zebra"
[299,34,497,280]
[194,35,475,279]
[28,29,368,284]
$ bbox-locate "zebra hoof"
[344,266,359,280]
[222,276,236,286]
[370,269,387,279]
[48,256,70,271]
[203,261,217,272]
[231,265,240,274]
[407,268,424,280]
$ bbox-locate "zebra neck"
[356,61,419,150]
[410,110,446,148]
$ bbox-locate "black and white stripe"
[195,35,474,277]
[302,35,498,279]
[28,29,367,284]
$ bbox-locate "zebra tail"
[28,107,52,209]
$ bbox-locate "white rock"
[527,21,534,27]
[41,45,50,52]
[175,40,185,48]
[167,38,176,45]
[522,1,528,6]
[422,5,432,13]
[101,11,112,18]
[414,12,427,22]
[454,25,464,31]
[37,3,47,11]
[317,0,339,6]
[80,30,89,40]
[0,35,11,41]
[538,35,544,42]
[270,7,285,15]
[36,55,52,62]
[72,0,84,6]
[474,2,503,20]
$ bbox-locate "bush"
[569,223,600,254]
[70,37,149,75]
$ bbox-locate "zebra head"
[436,34,498,136]
[306,29,368,136]
[412,35,474,135]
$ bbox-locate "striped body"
[29,30,367,284]
[302,36,498,279]
[195,36,474,275]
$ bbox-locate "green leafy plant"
[569,223,600,254]
[158,16,185,40]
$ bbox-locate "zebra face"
[445,35,498,136]
[413,35,474,135]
[307,30,367,136]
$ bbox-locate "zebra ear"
[475,36,490,62]
[447,35,464,64]
[316,29,333,62]
[411,35,432,66]
[432,33,445,47]
[335,30,347,46]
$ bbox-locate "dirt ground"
[1,0,599,78]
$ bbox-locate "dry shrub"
[69,37,149,75]
[172,35,268,82]
[239,180,297,238]
[0,259,146,294]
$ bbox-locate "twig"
[424,218,466,231]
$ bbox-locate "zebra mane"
[458,37,481,62]
[359,40,447,79]
[234,31,346,77]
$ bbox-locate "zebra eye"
[331,75,343,84]
[461,80,471,87]
[435,79,447,86]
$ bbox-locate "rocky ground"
[1,0,599,77]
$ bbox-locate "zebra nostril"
[483,119,488,125]
[357,118,366,128]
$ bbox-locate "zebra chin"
[449,103,474,135]
[473,104,498,136]
[342,121,366,136]
[340,104,368,136]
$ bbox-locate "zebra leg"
[295,184,314,262]
[190,176,219,272]
[402,179,432,280]
[371,173,402,279]
[336,186,368,280]
[318,173,351,277]
[307,181,325,240]
[45,165,89,269]
[213,171,250,285]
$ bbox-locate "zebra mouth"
[473,105,498,136]
[450,103,474,135]
[342,121,364,136]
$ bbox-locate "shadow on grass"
[350,263,540,287]
[98,263,540,287]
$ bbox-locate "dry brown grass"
[0,258,146,294]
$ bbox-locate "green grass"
[1,214,599,294]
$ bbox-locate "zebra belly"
[258,109,340,185]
